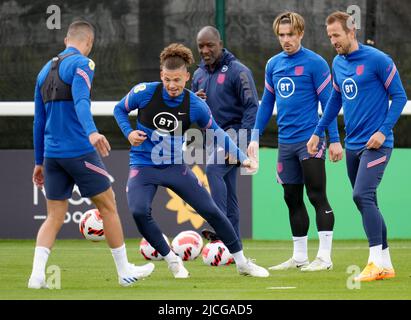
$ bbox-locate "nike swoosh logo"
[296,264,305,268]
[325,210,333,214]
[178,112,187,115]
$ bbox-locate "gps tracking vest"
[137,84,191,136]
[40,53,77,104]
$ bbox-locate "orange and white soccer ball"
[139,234,169,261]
[171,230,203,261]
[202,240,234,266]
[79,209,105,241]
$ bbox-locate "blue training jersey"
[314,43,408,150]
[252,46,340,144]
[114,82,248,166]
[33,47,97,165]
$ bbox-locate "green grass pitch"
[1,239,410,300]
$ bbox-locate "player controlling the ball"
[113,43,269,279]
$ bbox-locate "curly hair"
[160,43,194,70]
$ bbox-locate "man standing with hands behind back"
[192,26,259,242]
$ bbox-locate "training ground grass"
[0,239,410,300]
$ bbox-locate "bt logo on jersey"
[277,77,295,98]
[153,112,179,133]
[342,78,358,100]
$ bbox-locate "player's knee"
[283,189,302,208]
[95,200,117,218]
[306,188,326,207]
[98,207,117,220]
[352,190,372,209]
[46,214,65,226]
[130,202,151,221]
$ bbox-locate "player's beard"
[336,41,352,55]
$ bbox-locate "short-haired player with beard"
[307,11,407,282]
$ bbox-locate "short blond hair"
[66,20,94,41]
[273,12,305,36]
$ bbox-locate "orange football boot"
[354,262,383,282]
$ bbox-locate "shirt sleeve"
[33,81,46,165]
[375,54,408,136]
[314,69,343,137]
[235,67,259,134]
[192,98,248,163]
[72,58,97,136]
[113,83,151,139]
[313,58,340,143]
[251,61,276,142]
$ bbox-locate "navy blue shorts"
[44,151,111,200]
[277,139,326,184]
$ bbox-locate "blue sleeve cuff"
[251,129,260,142]
[314,127,325,137]
[329,136,340,143]
[124,129,133,139]
[379,126,391,137]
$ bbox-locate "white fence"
[1,101,411,116]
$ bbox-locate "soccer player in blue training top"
[307,11,408,282]
[248,12,344,272]
[30,20,154,289]
[192,26,259,242]
[113,43,269,279]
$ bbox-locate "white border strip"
[0,101,411,116]
[0,101,118,116]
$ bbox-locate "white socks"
[382,247,393,269]
[368,244,383,267]
[291,233,333,263]
[317,231,333,263]
[30,246,51,280]
[292,236,308,262]
[164,250,179,264]
[32,244,133,279]
[231,250,247,266]
[110,244,130,276]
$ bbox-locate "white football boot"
[268,258,309,271]
[168,256,190,278]
[28,276,49,289]
[237,259,269,277]
[118,262,155,287]
[300,257,333,272]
